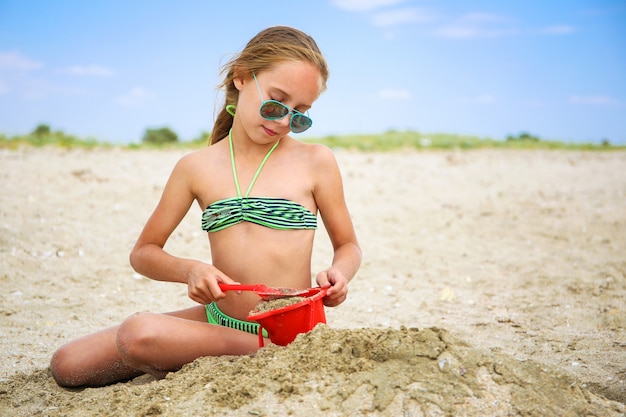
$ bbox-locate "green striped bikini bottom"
[205,302,269,338]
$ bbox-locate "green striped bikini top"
[201,130,317,233]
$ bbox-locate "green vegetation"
[141,127,178,145]
[0,124,101,149]
[506,131,541,142]
[1,124,623,151]
[304,130,623,151]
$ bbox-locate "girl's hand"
[316,268,348,307]
[186,262,236,305]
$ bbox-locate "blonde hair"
[210,26,329,144]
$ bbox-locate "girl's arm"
[129,154,232,304]
[311,145,362,307]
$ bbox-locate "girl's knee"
[116,313,160,366]
[50,325,143,387]
[49,344,81,388]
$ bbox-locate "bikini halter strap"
[228,129,281,198]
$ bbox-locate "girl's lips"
[263,126,277,136]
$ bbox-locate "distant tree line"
[0,123,210,146]
[0,124,618,150]
[28,123,186,145]
[506,131,611,147]
[506,132,541,142]
[138,126,211,144]
[140,126,211,145]
[21,123,95,147]
[142,127,178,144]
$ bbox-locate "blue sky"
[1,0,625,144]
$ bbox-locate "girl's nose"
[276,113,291,129]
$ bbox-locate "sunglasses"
[252,72,313,133]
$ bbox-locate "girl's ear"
[233,66,247,91]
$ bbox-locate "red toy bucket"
[248,287,327,347]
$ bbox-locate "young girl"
[50,26,361,387]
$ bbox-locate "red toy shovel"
[218,283,319,300]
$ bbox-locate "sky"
[1,0,625,144]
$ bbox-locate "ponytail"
[210,107,233,145]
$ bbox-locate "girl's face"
[234,60,323,140]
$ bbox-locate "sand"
[0,147,625,416]
[250,296,307,315]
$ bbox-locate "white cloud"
[14,77,88,100]
[569,95,619,105]
[0,51,42,70]
[63,65,114,77]
[378,88,411,99]
[456,94,497,105]
[331,0,406,12]
[538,25,576,35]
[116,87,155,106]
[434,24,518,39]
[433,12,518,39]
[372,7,435,27]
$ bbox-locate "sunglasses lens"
[259,99,312,133]
[290,113,312,133]
[260,101,289,119]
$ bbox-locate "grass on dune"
[304,131,622,151]
[1,129,623,151]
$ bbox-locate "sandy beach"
[1,147,625,416]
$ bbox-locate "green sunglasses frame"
[252,72,313,133]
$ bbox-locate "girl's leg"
[50,324,141,387]
[115,310,262,379]
[50,306,261,387]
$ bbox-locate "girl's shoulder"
[168,143,230,186]
[284,138,336,163]
[171,143,231,200]
[282,140,341,185]
[178,141,227,166]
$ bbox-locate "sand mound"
[2,148,625,416]
[1,326,624,417]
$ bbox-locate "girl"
[50,26,361,387]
